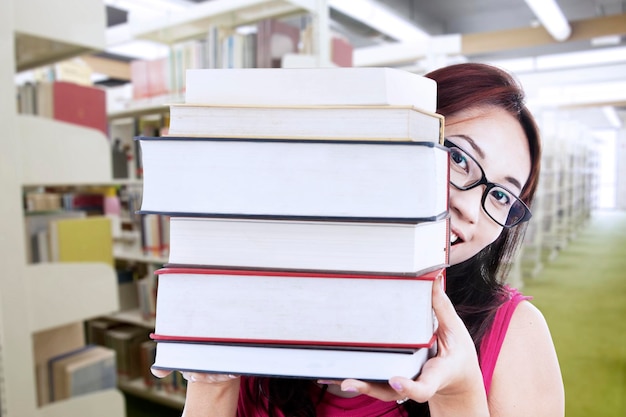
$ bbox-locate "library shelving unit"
[0,0,125,416]
[523,110,599,276]
[102,0,331,409]
[129,0,329,61]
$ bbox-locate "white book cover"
[184,67,437,111]
[166,216,449,274]
[138,138,449,222]
[152,267,442,348]
[152,340,437,381]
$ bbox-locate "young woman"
[154,63,565,417]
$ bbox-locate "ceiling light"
[536,46,626,70]
[591,35,622,47]
[602,106,623,129]
[106,39,171,60]
[524,0,571,41]
[329,0,429,42]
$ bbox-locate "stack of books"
[139,67,449,381]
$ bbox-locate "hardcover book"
[166,104,443,141]
[138,137,449,222]
[165,216,449,274]
[184,67,437,111]
[151,339,437,382]
[152,267,443,349]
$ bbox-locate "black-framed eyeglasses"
[444,139,532,228]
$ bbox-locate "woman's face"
[445,105,531,265]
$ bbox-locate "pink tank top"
[238,379,407,417]
[478,286,530,394]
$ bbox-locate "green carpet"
[523,210,626,417]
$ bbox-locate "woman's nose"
[449,185,483,224]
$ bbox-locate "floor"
[523,209,626,417]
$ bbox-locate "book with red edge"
[151,267,444,349]
[151,337,438,382]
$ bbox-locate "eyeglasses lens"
[448,146,527,227]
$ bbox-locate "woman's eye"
[490,189,512,206]
[450,149,468,171]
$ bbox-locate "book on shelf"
[47,344,116,402]
[45,81,107,135]
[105,324,152,381]
[152,267,443,349]
[137,137,449,222]
[23,210,86,263]
[256,18,301,68]
[166,103,443,141]
[330,34,354,67]
[151,339,437,382]
[140,213,170,258]
[86,317,124,347]
[184,67,436,110]
[48,216,114,266]
[33,322,85,406]
[18,80,107,135]
[166,216,449,275]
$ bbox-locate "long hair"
[425,62,542,347]
[244,63,542,416]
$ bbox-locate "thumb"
[431,273,461,331]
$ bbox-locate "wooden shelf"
[19,115,112,186]
[131,0,315,44]
[26,263,119,333]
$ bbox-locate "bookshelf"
[129,0,319,46]
[100,1,332,408]
[0,0,125,415]
[517,109,599,278]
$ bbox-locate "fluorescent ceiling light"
[104,0,189,14]
[524,0,571,41]
[329,0,429,42]
[535,46,626,70]
[106,39,171,60]
[602,106,623,128]
[487,46,626,74]
[591,35,622,47]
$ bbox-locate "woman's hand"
[325,275,489,417]
[151,368,241,417]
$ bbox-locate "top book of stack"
[184,67,437,111]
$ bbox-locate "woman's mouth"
[450,229,464,246]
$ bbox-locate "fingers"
[150,367,171,378]
[388,363,441,404]
[151,367,239,384]
[339,379,404,402]
[182,372,240,383]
